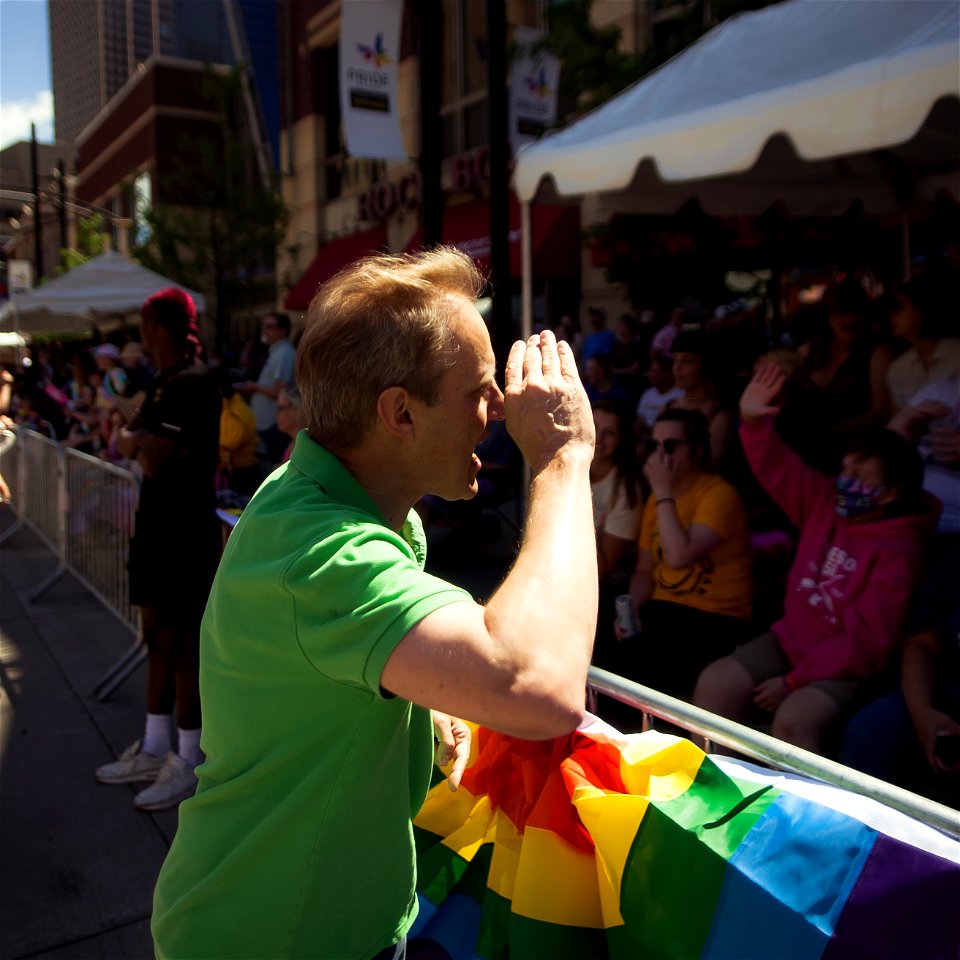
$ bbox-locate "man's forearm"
[484,453,597,698]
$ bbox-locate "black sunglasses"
[642,438,688,455]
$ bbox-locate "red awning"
[284,224,388,310]
[404,196,579,278]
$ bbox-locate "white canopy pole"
[520,199,534,499]
[521,200,533,342]
[901,213,912,283]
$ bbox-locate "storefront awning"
[405,196,580,278]
[284,224,388,311]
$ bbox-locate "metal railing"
[588,666,960,840]
[0,428,24,543]
[64,448,138,630]
[1,427,143,699]
[16,428,64,570]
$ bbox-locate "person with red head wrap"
[94,288,222,810]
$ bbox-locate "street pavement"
[0,502,518,959]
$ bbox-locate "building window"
[440,0,488,158]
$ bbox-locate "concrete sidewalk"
[0,503,518,959]
[1,512,176,959]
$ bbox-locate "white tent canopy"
[0,251,207,335]
[514,0,960,338]
[515,0,960,211]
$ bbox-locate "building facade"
[0,140,74,290]
[49,0,278,156]
[276,0,714,326]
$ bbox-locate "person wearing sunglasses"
[613,407,753,707]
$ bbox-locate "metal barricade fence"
[17,427,65,562]
[0,429,24,543]
[64,448,139,632]
[2,427,144,698]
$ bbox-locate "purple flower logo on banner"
[525,67,551,99]
[357,33,392,69]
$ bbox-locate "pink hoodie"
[740,418,933,689]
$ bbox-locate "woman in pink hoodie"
[694,364,934,754]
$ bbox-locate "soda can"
[614,594,640,637]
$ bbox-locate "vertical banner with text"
[510,27,560,155]
[339,0,407,161]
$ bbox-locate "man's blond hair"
[296,246,485,449]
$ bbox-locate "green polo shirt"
[152,432,472,959]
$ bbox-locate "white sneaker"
[133,753,198,811]
[95,740,166,784]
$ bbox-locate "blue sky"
[0,0,54,148]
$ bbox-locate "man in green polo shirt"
[152,246,598,959]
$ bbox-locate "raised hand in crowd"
[739,363,786,422]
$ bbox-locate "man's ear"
[377,386,414,439]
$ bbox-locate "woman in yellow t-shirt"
[617,407,753,701]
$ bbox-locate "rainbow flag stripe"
[411,718,959,959]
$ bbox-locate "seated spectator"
[555,314,583,358]
[886,267,960,413]
[93,343,128,446]
[610,313,646,406]
[650,305,685,360]
[276,385,306,463]
[888,378,960,534]
[613,408,753,703]
[842,534,960,807]
[635,351,683,436]
[120,340,150,397]
[665,329,736,474]
[694,364,934,755]
[584,353,628,406]
[100,408,136,468]
[590,399,643,669]
[579,306,616,375]
[63,416,105,455]
[63,349,100,436]
[217,367,261,497]
[782,276,893,473]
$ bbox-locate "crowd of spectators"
[1,256,957,807]
[1,311,297,499]
[575,260,958,806]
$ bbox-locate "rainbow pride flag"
[411,717,959,959]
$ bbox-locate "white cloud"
[0,89,55,150]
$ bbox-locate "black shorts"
[128,517,221,628]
